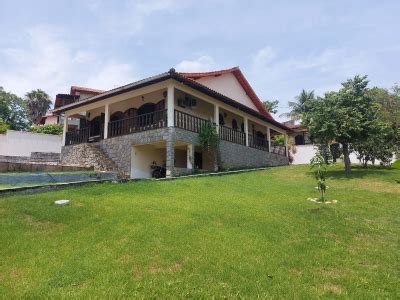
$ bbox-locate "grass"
[0,164,399,298]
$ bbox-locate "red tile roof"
[70,86,106,95]
[179,67,274,120]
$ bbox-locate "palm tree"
[280,89,315,121]
[25,89,52,125]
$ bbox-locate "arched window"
[219,113,225,126]
[138,103,156,115]
[110,111,124,122]
[232,119,238,130]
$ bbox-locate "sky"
[0,0,399,120]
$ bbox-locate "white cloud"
[175,56,217,72]
[252,46,276,65]
[87,0,181,36]
[248,46,370,121]
[85,62,138,90]
[0,25,138,100]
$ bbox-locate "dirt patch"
[149,262,182,274]
[132,266,143,280]
[314,267,342,279]
[320,283,343,295]
[23,214,64,232]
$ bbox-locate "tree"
[0,87,30,130]
[354,85,400,163]
[280,89,315,121]
[25,89,52,125]
[262,99,279,114]
[310,154,328,202]
[304,75,381,173]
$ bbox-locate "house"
[41,86,105,129]
[52,67,291,179]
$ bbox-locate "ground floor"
[61,127,288,179]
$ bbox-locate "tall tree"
[304,75,381,173]
[0,87,30,130]
[25,89,52,125]
[280,89,315,121]
[262,99,279,114]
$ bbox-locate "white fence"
[0,130,62,157]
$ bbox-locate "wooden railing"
[219,125,246,145]
[249,134,269,151]
[108,109,167,138]
[65,127,90,145]
[174,110,209,133]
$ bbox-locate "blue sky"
[0,0,399,119]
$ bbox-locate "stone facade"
[219,141,288,169]
[61,127,288,178]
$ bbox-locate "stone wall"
[219,141,288,169]
[99,128,170,176]
[30,152,60,162]
[61,127,288,178]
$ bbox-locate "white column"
[167,85,174,127]
[62,113,68,146]
[244,117,249,146]
[214,105,219,126]
[104,104,110,139]
[187,144,194,169]
[285,134,289,157]
[267,127,271,152]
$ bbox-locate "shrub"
[30,124,63,135]
[0,119,10,134]
[393,159,400,169]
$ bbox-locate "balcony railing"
[249,134,269,151]
[219,125,246,145]
[65,127,90,145]
[174,110,209,133]
[108,109,167,138]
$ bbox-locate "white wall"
[0,130,62,157]
[131,144,165,179]
[292,145,318,165]
[292,144,395,165]
[195,73,259,111]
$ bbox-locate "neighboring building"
[52,67,291,179]
[40,86,105,129]
[284,120,312,145]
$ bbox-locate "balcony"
[65,109,287,157]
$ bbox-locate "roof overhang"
[52,69,291,132]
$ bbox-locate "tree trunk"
[342,143,351,173]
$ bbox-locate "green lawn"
[0,165,399,298]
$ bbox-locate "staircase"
[80,144,128,180]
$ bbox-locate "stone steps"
[61,143,128,180]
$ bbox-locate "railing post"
[167,85,174,127]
